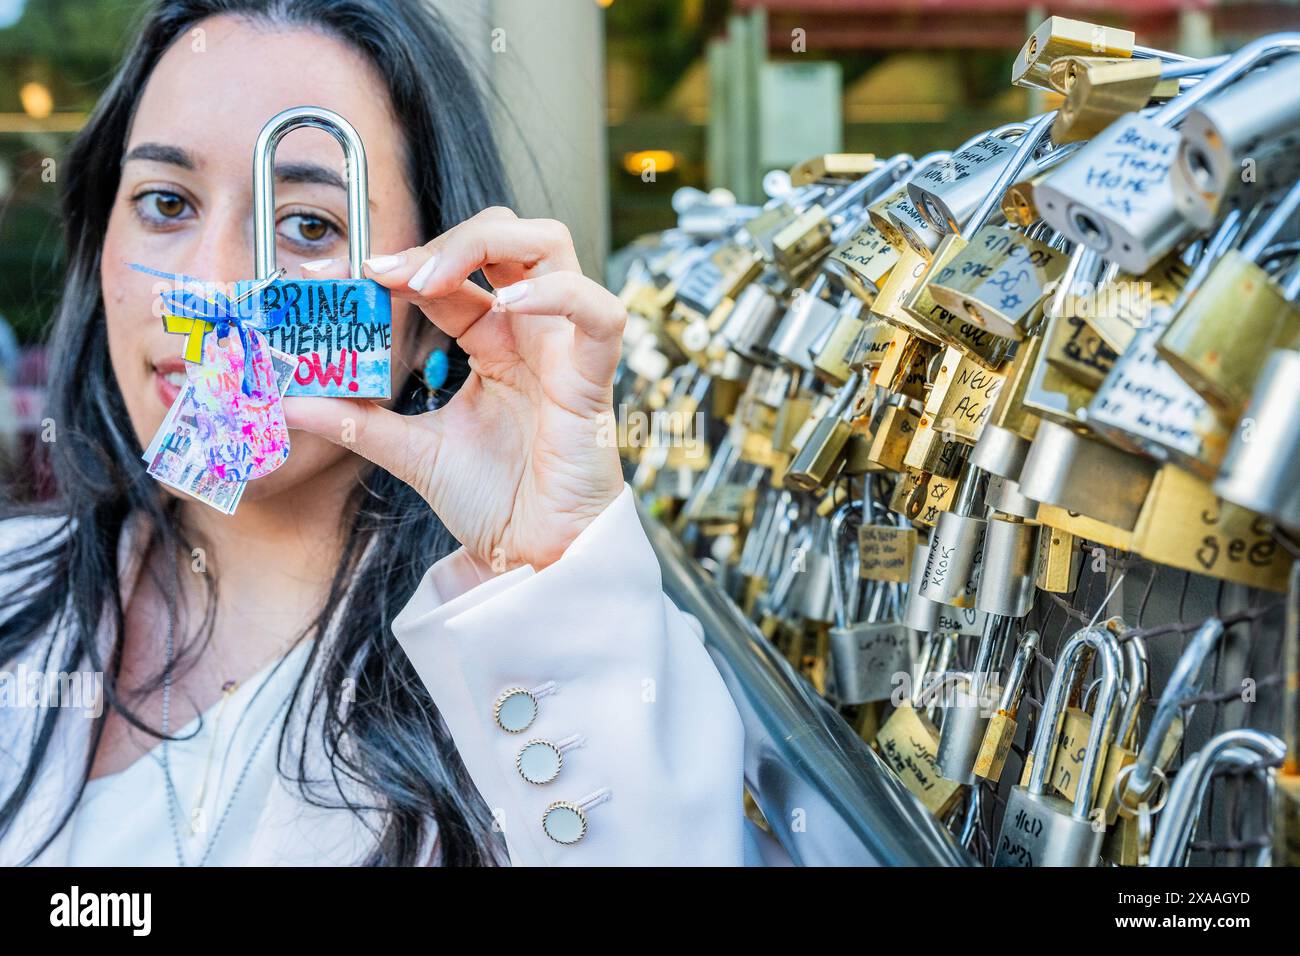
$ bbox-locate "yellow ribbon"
[163,313,215,363]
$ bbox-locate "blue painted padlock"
[236,106,392,398]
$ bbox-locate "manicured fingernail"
[407,255,440,293]
[495,282,530,306]
[301,258,335,273]
[364,253,405,274]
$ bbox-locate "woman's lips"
[153,357,188,409]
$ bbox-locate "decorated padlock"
[237,106,392,399]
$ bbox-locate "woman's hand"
[283,207,627,572]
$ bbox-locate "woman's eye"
[277,212,340,249]
[132,190,192,223]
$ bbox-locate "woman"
[0,0,765,866]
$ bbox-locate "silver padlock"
[975,516,1039,618]
[1213,347,1300,532]
[983,476,1039,521]
[1119,619,1223,811]
[1035,33,1300,274]
[717,281,782,365]
[244,106,393,399]
[768,275,841,373]
[1017,419,1156,531]
[827,501,917,704]
[917,463,988,608]
[936,616,1011,784]
[907,123,1035,236]
[993,624,1124,867]
[1173,52,1300,229]
[902,539,943,634]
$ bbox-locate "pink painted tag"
[187,327,291,482]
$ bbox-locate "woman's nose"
[183,207,256,286]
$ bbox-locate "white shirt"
[0,484,774,866]
[66,639,315,866]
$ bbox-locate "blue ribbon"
[129,263,285,397]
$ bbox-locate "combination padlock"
[242,106,392,398]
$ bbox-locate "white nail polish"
[495,282,530,305]
[364,253,405,274]
[407,255,440,293]
[301,258,335,272]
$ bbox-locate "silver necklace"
[158,608,292,867]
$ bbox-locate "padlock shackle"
[1111,623,1148,749]
[962,112,1056,238]
[1152,35,1300,127]
[1125,618,1223,801]
[253,105,371,280]
[1026,624,1123,820]
[1241,177,1300,262]
[996,629,1039,716]
[822,154,914,220]
[1147,728,1284,866]
[827,498,864,629]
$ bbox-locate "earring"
[423,345,449,411]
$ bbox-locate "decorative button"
[516,734,584,785]
[542,788,611,845]
[492,681,557,734]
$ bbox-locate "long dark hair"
[0,0,514,865]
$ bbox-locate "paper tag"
[144,347,296,513]
[187,327,290,482]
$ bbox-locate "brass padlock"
[874,633,964,817]
[986,334,1044,443]
[1034,525,1081,594]
[1012,16,1136,90]
[846,316,899,372]
[1051,57,1179,144]
[810,295,868,387]
[922,346,1009,446]
[865,399,920,471]
[1157,179,1300,424]
[974,630,1039,783]
[788,152,878,186]
[785,373,866,492]
[1086,251,1191,354]
[872,328,934,402]
[1017,419,1156,531]
[825,221,901,305]
[1130,465,1294,592]
[924,225,1068,340]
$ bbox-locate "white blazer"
[0,484,787,866]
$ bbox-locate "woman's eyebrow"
[122,142,194,169]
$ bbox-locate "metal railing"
[638,503,974,866]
